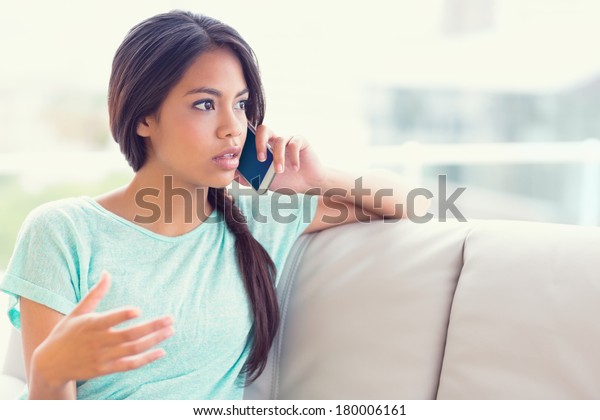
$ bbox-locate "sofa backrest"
[436,220,600,399]
[246,219,475,399]
[246,219,600,399]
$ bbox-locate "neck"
[122,167,213,237]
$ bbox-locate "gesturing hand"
[32,271,174,390]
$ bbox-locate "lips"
[212,146,241,170]
[212,147,241,160]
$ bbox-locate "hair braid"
[207,187,279,383]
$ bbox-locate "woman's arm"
[304,167,429,233]
[246,125,430,233]
[20,271,174,399]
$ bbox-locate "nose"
[216,110,243,141]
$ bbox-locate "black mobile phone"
[237,125,276,194]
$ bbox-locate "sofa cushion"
[247,219,475,399]
[437,220,600,399]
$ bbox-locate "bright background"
[2,0,600,362]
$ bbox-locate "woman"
[1,10,417,399]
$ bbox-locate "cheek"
[158,111,205,146]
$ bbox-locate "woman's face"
[137,47,249,189]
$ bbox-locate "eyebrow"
[184,87,249,98]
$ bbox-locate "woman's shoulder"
[230,186,315,213]
[229,187,278,225]
[21,196,95,232]
[229,186,317,233]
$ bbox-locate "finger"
[98,349,166,376]
[254,124,271,162]
[105,326,174,361]
[71,271,112,316]
[269,136,287,174]
[91,306,142,331]
[107,315,174,344]
[287,136,303,172]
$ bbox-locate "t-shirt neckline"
[80,195,219,243]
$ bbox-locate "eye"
[235,100,248,111]
[193,99,215,111]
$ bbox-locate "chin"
[208,175,236,189]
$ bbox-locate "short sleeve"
[0,203,82,329]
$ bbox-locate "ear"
[136,116,154,138]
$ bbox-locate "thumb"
[70,271,111,316]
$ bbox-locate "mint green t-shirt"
[0,190,317,399]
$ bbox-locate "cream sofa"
[2,219,600,399]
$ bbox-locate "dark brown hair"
[108,10,277,384]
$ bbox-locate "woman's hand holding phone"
[237,124,326,194]
[30,271,173,393]
[236,125,276,194]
